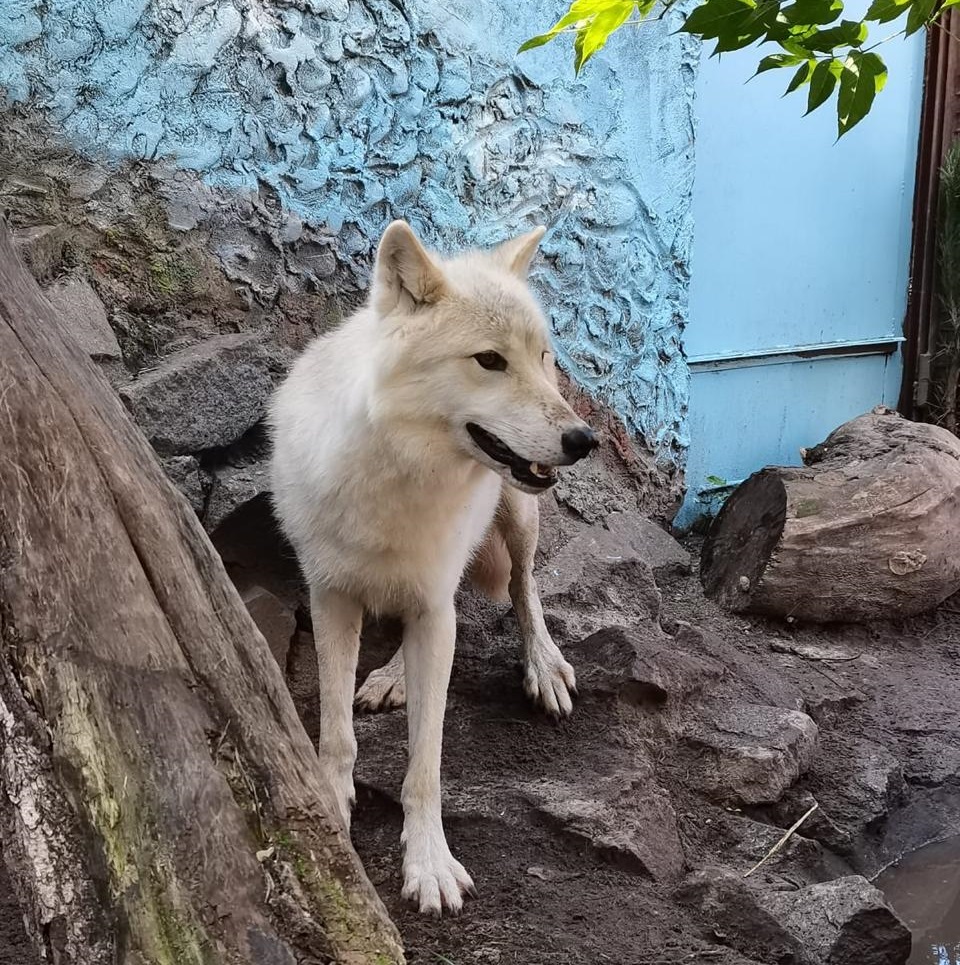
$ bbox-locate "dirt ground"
[3,495,960,964]
[336,545,960,965]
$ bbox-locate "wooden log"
[0,221,405,964]
[700,407,960,623]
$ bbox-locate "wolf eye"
[473,351,507,371]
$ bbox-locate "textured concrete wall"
[0,0,697,469]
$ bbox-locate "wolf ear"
[373,220,446,314]
[490,226,547,278]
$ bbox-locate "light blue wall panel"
[686,33,925,359]
[674,351,902,529]
[678,25,925,528]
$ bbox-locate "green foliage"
[520,0,950,136]
[933,139,960,430]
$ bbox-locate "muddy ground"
[3,489,960,963]
[219,486,958,965]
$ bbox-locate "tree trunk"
[700,406,960,623]
[0,222,404,964]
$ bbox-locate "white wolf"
[268,221,597,915]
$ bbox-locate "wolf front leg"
[310,585,363,830]
[498,487,577,717]
[400,601,475,915]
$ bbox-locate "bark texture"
[0,221,404,963]
[700,407,960,623]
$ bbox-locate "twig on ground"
[744,802,819,878]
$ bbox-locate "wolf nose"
[561,426,599,461]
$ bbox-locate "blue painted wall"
[675,31,925,529]
[0,0,698,471]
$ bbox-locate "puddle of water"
[878,835,960,965]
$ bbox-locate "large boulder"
[760,876,911,965]
[44,278,122,361]
[683,704,819,805]
[120,333,286,454]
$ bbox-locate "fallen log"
[700,407,960,623]
[0,221,404,963]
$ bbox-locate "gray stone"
[759,876,911,965]
[675,867,807,964]
[242,586,296,670]
[701,809,850,884]
[685,704,819,805]
[804,739,903,847]
[566,626,725,709]
[120,334,285,454]
[540,510,689,601]
[769,790,855,856]
[44,279,121,360]
[523,771,685,881]
[846,740,904,823]
[204,461,270,532]
[13,224,68,279]
[161,455,208,514]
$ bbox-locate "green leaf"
[780,0,843,25]
[864,0,911,22]
[682,0,757,39]
[837,50,888,136]
[753,51,804,75]
[785,60,813,92]
[573,28,588,72]
[905,0,938,34]
[518,32,557,52]
[803,18,869,50]
[518,0,633,55]
[574,1,636,72]
[710,0,780,51]
[517,8,584,53]
[805,57,842,113]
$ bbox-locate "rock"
[13,224,67,279]
[204,461,270,532]
[605,511,690,575]
[43,278,121,360]
[807,738,903,842]
[566,626,725,710]
[844,741,903,823]
[759,876,911,965]
[768,790,855,856]
[802,691,866,728]
[675,867,807,964]
[540,510,688,601]
[523,771,685,881]
[119,334,286,454]
[161,455,208,514]
[684,704,819,805]
[242,586,296,671]
[698,809,850,884]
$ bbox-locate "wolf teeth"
[529,462,552,478]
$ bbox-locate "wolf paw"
[401,840,476,916]
[524,647,577,718]
[355,663,406,712]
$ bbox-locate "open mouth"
[465,423,558,490]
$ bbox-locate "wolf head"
[368,220,597,494]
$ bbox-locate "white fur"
[268,221,594,915]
